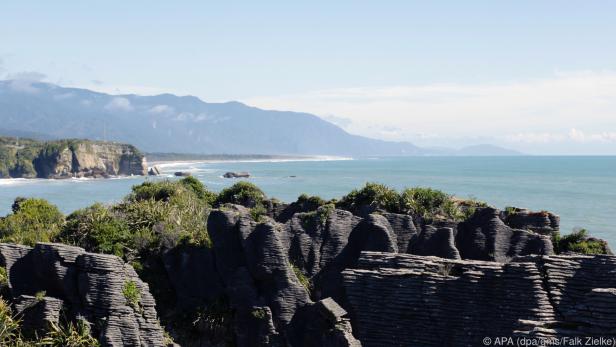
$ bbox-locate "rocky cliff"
[0,136,147,178]
[0,243,166,346]
[155,203,614,346]
[0,187,614,346]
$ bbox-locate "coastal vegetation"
[0,136,146,179]
[337,182,486,222]
[0,297,99,347]
[0,180,611,345]
[552,228,610,255]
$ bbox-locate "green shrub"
[34,290,46,302]
[337,182,401,213]
[122,280,141,312]
[0,298,20,345]
[400,187,462,221]
[129,181,181,202]
[0,266,7,288]
[57,204,132,258]
[249,205,267,222]
[216,182,265,208]
[0,198,65,246]
[179,176,217,205]
[552,229,608,255]
[42,319,100,347]
[296,194,326,208]
[457,197,488,220]
[250,308,268,320]
[290,263,312,292]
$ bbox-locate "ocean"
[1,156,614,245]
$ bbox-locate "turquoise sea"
[1,156,615,245]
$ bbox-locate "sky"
[1,1,615,154]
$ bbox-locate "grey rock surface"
[456,207,554,262]
[0,242,166,346]
[342,251,616,346]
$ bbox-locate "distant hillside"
[0,81,424,156]
[0,80,521,156]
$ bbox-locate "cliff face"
[0,137,147,178]
[156,204,613,346]
[0,201,614,346]
[0,243,166,346]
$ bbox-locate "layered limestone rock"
[501,207,560,235]
[342,251,616,346]
[34,141,147,178]
[0,243,166,346]
[206,205,360,347]
[0,136,147,178]
[456,207,554,262]
[149,202,569,346]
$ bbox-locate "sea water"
[1,156,614,244]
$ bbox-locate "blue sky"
[2,1,616,154]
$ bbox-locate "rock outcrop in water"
[0,136,147,178]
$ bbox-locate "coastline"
[149,155,353,168]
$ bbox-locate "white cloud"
[242,71,616,153]
[505,128,616,144]
[148,104,174,115]
[104,97,133,112]
[6,71,47,93]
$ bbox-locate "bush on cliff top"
[57,178,214,262]
[337,182,401,213]
[337,182,470,221]
[400,187,464,221]
[0,198,65,246]
[215,181,265,208]
[57,203,132,258]
[552,229,609,255]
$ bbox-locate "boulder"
[223,171,251,178]
[148,166,161,176]
[174,171,191,177]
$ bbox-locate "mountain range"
[0,80,520,156]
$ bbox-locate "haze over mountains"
[0,80,519,156]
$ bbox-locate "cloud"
[242,70,616,153]
[104,97,133,112]
[505,128,616,144]
[6,71,47,93]
[148,104,175,115]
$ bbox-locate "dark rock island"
[0,136,147,179]
[0,180,614,346]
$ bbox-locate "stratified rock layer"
[342,251,616,346]
[0,243,166,346]
[0,136,147,178]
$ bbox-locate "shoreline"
[149,155,353,168]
